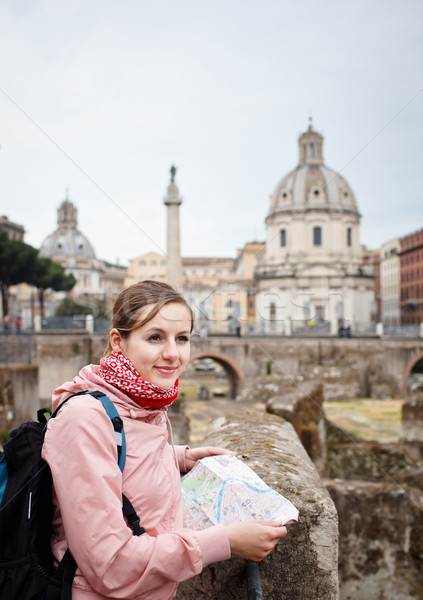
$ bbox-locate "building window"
[270,302,276,320]
[347,227,352,247]
[310,143,315,158]
[280,229,286,247]
[313,226,322,246]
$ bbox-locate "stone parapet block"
[325,478,423,600]
[176,411,339,600]
[266,381,326,473]
[402,395,423,458]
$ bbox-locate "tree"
[0,231,38,318]
[0,231,76,321]
[55,296,108,319]
[29,257,76,318]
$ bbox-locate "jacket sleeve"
[42,396,230,598]
[174,444,189,472]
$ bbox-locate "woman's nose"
[162,339,179,361]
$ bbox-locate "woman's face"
[109,302,191,389]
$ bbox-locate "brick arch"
[404,351,423,396]
[189,351,244,398]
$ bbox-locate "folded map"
[181,454,299,530]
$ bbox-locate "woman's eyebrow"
[143,327,191,335]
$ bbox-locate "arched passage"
[404,351,423,396]
[189,351,244,398]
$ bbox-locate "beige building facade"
[0,215,25,241]
[380,238,401,326]
[125,252,167,287]
[380,238,400,326]
[124,241,265,335]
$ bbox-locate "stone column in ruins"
[164,165,183,290]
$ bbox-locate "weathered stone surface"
[325,415,423,483]
[167,400,190,445]
[31,333,94,403]
[402,395,423,460]
[327,440,417,482]
[176,412,339,600]
[0,365,38,430]
[325,479,423,600]
[266,381,327,474]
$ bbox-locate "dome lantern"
[298,121,324,166]
[57,199,78,229]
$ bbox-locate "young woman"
[42,281,287,599]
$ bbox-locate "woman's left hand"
[185,446,236,471]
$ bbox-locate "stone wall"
[31,332,107,403]
[401,394,423,459]
[4,333,414,405]
[251,379,423,599]
[0,365,38,430]
[176,412,339,600]
[325,479,423,600]
[266,381,327,473]
[325,421,423,599]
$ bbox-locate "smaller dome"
[268,124,358,216]
[39,198,96,260]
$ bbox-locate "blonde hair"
[105,280,193,355]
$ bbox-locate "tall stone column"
[164,165,183,290]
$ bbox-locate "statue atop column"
[164,166,183,290]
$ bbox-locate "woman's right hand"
[225,520,288,562]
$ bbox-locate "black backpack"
[0,390,144,600]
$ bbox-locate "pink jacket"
[41,364,230,600]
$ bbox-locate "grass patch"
[324,398,404,442]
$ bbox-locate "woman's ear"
[109,328,123,352]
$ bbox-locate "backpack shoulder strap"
[47,390,143,535]
[46,390,126,472]
[46,390,143,600]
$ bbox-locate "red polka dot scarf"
[98,351,178,409]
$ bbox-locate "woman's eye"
[177,335,190,343]
[148,334,161,342]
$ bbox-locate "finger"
[208,447,236,456]
[254,520,283,527]
[273,526,288,540]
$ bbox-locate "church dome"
[268,123,358,217]
[39,198,96,260]
[258,122,365,278]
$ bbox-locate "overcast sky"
[0,1,422,266]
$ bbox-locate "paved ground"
[183,398,266,446]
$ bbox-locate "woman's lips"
[154,366,178,375]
